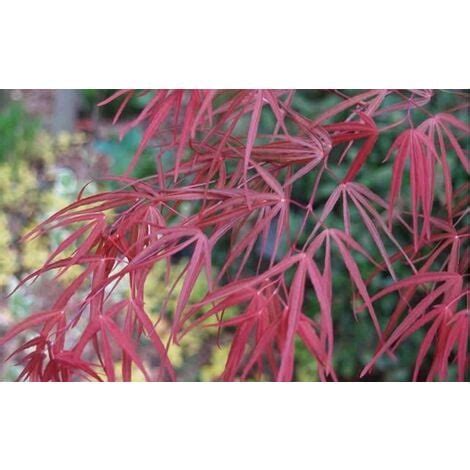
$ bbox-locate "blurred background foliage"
[0,90,467,381]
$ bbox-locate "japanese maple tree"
[1,89,468,381]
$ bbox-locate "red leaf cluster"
[1,90,468,381]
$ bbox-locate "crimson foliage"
[1,90,468,381]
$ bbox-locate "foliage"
[0,101,97,378]
[1,90,468,381]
